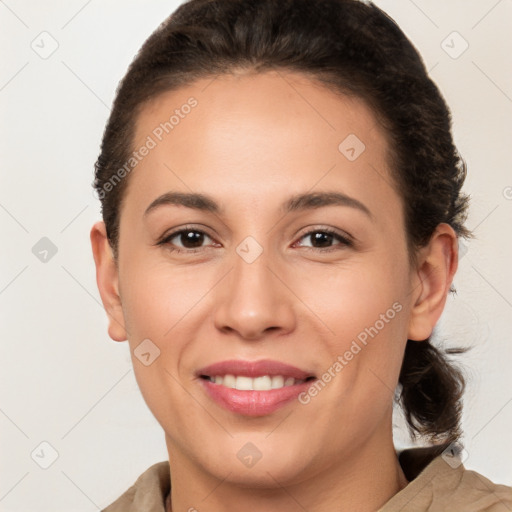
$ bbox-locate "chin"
[197,435,315,488]
[214,458,310,489]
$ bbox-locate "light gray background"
[1,0,511,510]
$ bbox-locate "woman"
[90,0,512,510]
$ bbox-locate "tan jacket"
[102,446,512,511]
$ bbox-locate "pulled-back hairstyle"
[94,0,471,444]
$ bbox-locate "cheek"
[298,255,408,343]
[297,254,410,401]
[120,258,211,342]
[119,261,212,430]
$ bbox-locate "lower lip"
[199,378,314,416]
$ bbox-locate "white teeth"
[271,375,284,389]
[253,376,272,390]
[235,376,253,390]
[222,374,236,388]
[208,374,303,390]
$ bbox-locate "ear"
[90,221,127,342]
[407,223,459,341]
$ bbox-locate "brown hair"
[94,0,471,444]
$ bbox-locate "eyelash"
[297,228,354,251]
[157,225,354,254]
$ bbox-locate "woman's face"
[100,70,425,485]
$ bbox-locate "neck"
[165,430,408,512]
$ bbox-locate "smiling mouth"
[200,374,316,391]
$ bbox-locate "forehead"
[125,70,400,221]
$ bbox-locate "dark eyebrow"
[144,192,222,216]
[282,192,372,218]
[144,191,372,219]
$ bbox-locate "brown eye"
[295,229,353,251]
[175,230,207,249]
[308,232,335,248]
[159,228,215,253]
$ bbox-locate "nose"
[213,246,297,341]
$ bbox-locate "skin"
[91,70,458,512]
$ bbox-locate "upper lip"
[197,359,316,380]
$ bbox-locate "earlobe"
[407,223,458,342]
[90,221,128,342]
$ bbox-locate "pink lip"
[196,359,316,417]
[199,379,314,416]
[197,359,314,380]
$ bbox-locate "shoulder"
[380,446,512,512]
[101,461,170,512]
[454,465,512,511]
